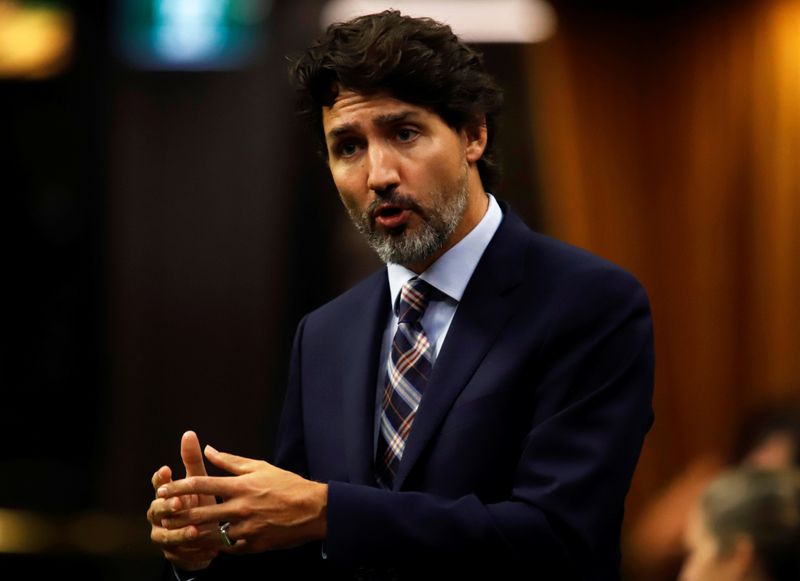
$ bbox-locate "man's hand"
[147,431,220,571]
[155,446,328,554]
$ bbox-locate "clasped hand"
[147,431,328,571]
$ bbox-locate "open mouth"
[375,205,403,218]
[373,204,410,229]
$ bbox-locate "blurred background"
[2,0,799,578]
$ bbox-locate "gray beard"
[346,175,470,266]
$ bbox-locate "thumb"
[181,430,208,477]
[204,445,260,475]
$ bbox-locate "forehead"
[322,89,436,136]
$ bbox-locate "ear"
[463,117,488,164]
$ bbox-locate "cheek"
[427,151,463,181]
[413,159,461,202]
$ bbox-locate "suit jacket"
[184,204,654,580]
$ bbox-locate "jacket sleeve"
[273,315,311,475]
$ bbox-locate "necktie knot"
[397,277,434,324]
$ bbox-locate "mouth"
[373,204,411,230]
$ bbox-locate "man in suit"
[147,10,654,580]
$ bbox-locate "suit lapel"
[394,209,529,490]
[341,271,391,485]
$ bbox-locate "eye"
[337,141,359,158]
[397,128,419,142]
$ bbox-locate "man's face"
[321,89,483,271]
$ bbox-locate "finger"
[154,522,224,549]
[182,433,219,507]
[149,497,184,524]
[204,445,263,476]
[157,476,233,500]
[154,497,225,529]
[181,431,208,478]
[161,504,231,529]
[221,539,249,554]
[218,523,250,553]
[152,466,173,491]
[167,522,221,546]
[161,523,221,550]
[148,496,180,522]
[151,524,202,547]
[147,498,172,526]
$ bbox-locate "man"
[147,10,654,580]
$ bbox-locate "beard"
[344,171,470,266]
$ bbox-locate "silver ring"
[219,521,234,547]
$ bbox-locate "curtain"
[525,1,800,577]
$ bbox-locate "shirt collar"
[387,193,503,308]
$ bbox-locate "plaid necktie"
[376,277,435,488]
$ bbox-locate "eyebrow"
[326,110,420,141]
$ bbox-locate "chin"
[376,224,408,238]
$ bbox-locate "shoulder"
[497,205,649,313]
[533,231,643,292]
[502,205,644,287]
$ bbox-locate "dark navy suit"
[181,204,654,580]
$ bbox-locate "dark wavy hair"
[289,10,504,191]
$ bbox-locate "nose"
[366,144,400,194]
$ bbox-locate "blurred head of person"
[680,468,800,581]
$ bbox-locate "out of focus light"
[118,0,272,70]
[153,0,230,62]
[320,0,557,43]
[0,508,152,556]
[0,509,55,553]
[0,1,73,79]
